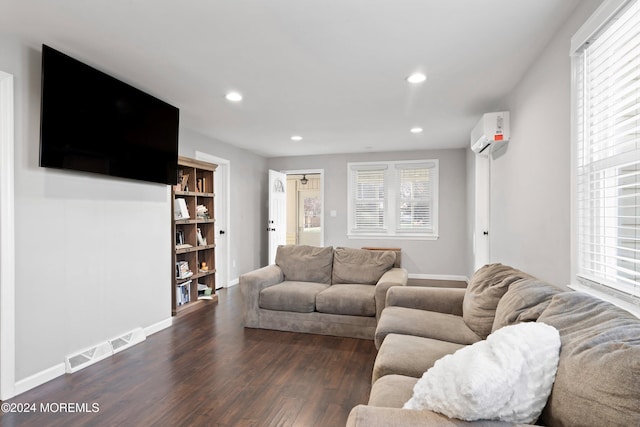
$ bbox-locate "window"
[348,160,438,239]
[573,0,640,302]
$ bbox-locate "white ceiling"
[1,0,580,158]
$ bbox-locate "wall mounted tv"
[39,44,179,186]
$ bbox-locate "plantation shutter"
[575,0,640,299]
[350,165,387,232]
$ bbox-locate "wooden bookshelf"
[172,156,218,316]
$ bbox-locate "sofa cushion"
[462,263,531,339]
[259,281,329,313]
[332,247,395,285]
[369,374,418,408]
[275,245,333,284]
[404,322,561,424]
[373,334,465,382]
[316,284,376,317]
[375,306,481,349]
[491,279,565,332]
[537,291,640,427]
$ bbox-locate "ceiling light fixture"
[300,175,308,185]
[225,92,243,102]
[291,135,303,141]
[411,127,423,134]
[407,72,427,83]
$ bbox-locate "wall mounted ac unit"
[470,111,510,155]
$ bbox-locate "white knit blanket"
[404,322,561,424]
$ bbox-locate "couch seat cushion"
[373,334,465,382]
[332,247,396,285]
[259,281,329,313]
[491,279,566,332]
[537,291,640,427]
[375,306,481,349]
[463,263,531,339]
[316,284,376,316]
[275,245,334,284]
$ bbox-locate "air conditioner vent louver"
[64,327,146,373]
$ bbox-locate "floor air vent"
[65,327,147,373]
[109,328,146,354]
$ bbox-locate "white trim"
[570,0,631,54]
[229,278,239,287]
[0,71,15,400]
[348,234,439,241]
[280,169,325,247]
[13,364,66,396]
[144,317,173,336]
[195,152,232,288]
[408,273,469,282]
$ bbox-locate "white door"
[474,155,491,270]
[213,163,228,289]
[268,170,287,265]
[195,152,230,289]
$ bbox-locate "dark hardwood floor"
[0,286,376,427]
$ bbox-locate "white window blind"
[574,0,640,300]
[348,160,438,238]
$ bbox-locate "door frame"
[282,169,325,247]
[0,71,16,400]
[195,151,231,288]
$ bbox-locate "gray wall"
[1,38,172,382]
[268,149,469,276]
[489,0,603,285]
[178,129,269,280]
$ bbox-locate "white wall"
[1,38,171,385]
[269,149,469,277]
[178,129,269,279]
[489,0,603,285]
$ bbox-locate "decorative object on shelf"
[200,261,208,271]
[174,198,190,219]
[196,228,207,246]
[176,230,185,245]
[196,204,209,219]
[176,260,193,279]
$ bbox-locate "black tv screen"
[39,45,179,185]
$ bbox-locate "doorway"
[284,170,324,247]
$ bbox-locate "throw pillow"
[404,322,561,424]
[462,263,532,338]
[275,245,333,284]
[331,247,395,285]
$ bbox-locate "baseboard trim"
[408,273,469,282]
[12,317,173,398]
[228,278,239,287]
[144,317,173,336]
[14,363,66,396]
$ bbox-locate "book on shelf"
[175,260,192,279]
[196,204,209,219]
[174,198,190,220]
[175,243,193,250]
[176,280,191,305]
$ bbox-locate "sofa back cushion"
[491,279,566,332]
[462,263,531,339]
[536,291,640,427]
[332,247,396,285]
[275,245,333,284]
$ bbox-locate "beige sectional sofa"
[348,263,640,427]
[239,245,408,339]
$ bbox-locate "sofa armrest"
[385,286,465,316]
[346,405,531,427]
[239,265,284,327]
[375,268,408,320]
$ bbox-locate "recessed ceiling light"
[410,127,423,134]
[225,92,243,102]
[291,135,303,141]
[407,73,427,83]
